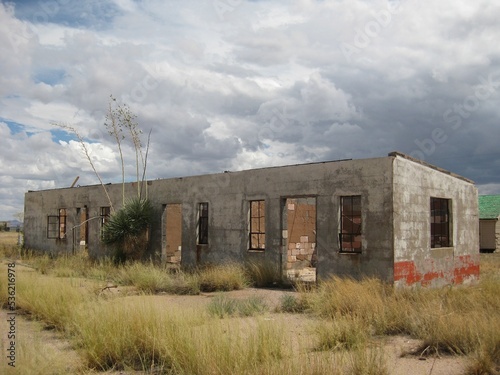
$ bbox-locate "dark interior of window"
[431,197,451,248]
[340,196,362,253]
[198,202,209,244]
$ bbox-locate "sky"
[1,0,499,220]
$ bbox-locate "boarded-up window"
[249,200,266,250]
[198,202,209,245]
[340,196,362,253]
[431,197,452,248]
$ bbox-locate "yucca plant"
[102,198,154,262]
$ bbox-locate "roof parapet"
[388,151,474,184]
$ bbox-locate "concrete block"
[300,236,308,243]
[282,230,288,239]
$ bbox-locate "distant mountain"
[7,220,23,228]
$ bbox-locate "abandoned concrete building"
[23,151,480,287]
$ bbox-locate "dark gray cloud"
[0,0,499,220]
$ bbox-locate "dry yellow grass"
[1,232,498,374]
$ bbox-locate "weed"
[245,258,282,287]
[279,294,307,313]
[238,296,269,316]
[16,272,92,330]
[207,294,268,318]
[315,316,368,352]
[207,294,238,318]
[198,263,249,292]
[347,346,389,375]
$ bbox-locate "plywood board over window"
[283,197,317,282]
[163,204,182,263]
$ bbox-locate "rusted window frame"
[430,197,452,248]
[100,206,111,237]
[339,195,362,254]
[47,208,67,239]
[198,202,209,245]
[47,215,59,239]
[249,200,266,251]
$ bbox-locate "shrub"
[117,262,200,295]
[198,263,249,292]
[15,272,91,330]
[207,294,238,318]
[307,277,388,323]
[207,294,268,318]
[278,294,308,313]
[102,198,154,261]
[245,258,282,287]
[315,317,368,352]
[347,346,389,375]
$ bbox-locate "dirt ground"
[1,284,469,375]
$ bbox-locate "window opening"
[249,200,266,250]
[47,208,67,239]
[100,206,111,236]
[430,197,452,248]
[340,196,362,253]
[198,202,209,244]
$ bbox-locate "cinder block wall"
[24,157,396,282]
[392,156,479,287]
[24,153,478,286]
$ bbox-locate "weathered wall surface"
[24,157,395,282]
[24,153,478,286]
[392,156,479,287]
[24,183,140,258]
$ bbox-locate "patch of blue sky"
[11,0,122,30]
[50,128,101,144]
[50,128,79,143]
[33,68,65,85]
[4,120,26,135]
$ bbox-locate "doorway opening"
[162,204,182,264]
[76,206,88,251]
[282,197,317,282]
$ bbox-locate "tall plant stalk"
[105,95,125,206]
[52,123,115,213]
[54,95,153,261]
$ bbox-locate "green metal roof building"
[479,195,500,252]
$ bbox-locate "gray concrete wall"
[24,156,395,282]
[24,182,140,257]
[392,155,479,287]
[147,156,395,282]
[23,153,478,285]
